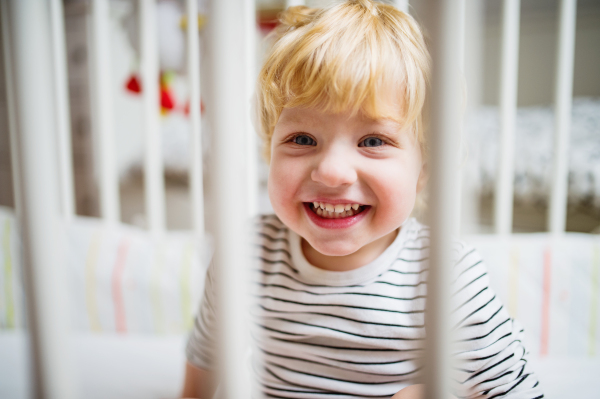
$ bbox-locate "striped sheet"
[0,208,207,334]
[470,233,600,359]
[66,217,206,334]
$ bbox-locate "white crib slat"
[421,1,462,398]
[460,0,485,234]
[91,0,120,223]
[245,0,258,218]
[7,0,75,397]
[549,0,577,234]
[495,0,521,235]
[455,0,466,234]
[285,0,305,7]
[208,0,252,397]
[140,0,166,234]
[186,0,205,241]
[50,0,75,220]
[1,1,22,220]
[457,0,466,73]
[394,0,409,13]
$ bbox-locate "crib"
[0,0,599,398]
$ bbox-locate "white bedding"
[465,97,600,208]
[0,331,186,399]
[2,212,600,397]
[1,330,599,398]
[530,356,600,398]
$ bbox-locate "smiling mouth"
[307,202,367,219]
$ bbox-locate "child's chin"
[308,241,360,257]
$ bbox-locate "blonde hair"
[256,0,430,162]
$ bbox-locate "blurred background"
[2,0,599,232]
[0,0,599,398]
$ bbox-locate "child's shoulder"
[253,213,286,231]
[404,218,485,271]
[252,214,289,243]
[402,218,431,241]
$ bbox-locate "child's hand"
[391,384,424,399]
[391,385,459,399]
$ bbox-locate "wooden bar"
[7,0,76,396]
[394,0,409,14]
[461,0,485,234]
[420,1,462,398]
[140,0,166,234]
[285,0,305,8]
[455,0,466,234]
[245,0,258,218]
[549,0,577,234]
[90,0,120,223]
[186,0,205,241]
[207,0,252,397]
[50,0,75,220]
[494,0,521,235]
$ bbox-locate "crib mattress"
[465,97,600,208]
[1,330,599,398]
[0,331,186,399]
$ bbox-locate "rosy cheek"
[268,158,299,212]
[268,174,285,210]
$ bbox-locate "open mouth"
[306,202,368,219]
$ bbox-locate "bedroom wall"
[305,0,600,107]
[481,0,600,107]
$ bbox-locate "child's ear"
[416,161,428,194]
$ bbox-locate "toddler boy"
[182,1,543,398]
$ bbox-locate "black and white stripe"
[186,215,543,398]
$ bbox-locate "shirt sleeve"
[450,244,544,399]
[185,216,263,371]
[186,260,218,371]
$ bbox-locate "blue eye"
[293,135,316,146]
[360,137,384,147]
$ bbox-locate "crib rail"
[140,0,166,234]
[421,2,463,397]
[90,0,120,224]
[549,0,577,235]
[495,0,521,235]
[0,0,584,398]
[187,0,205,242]
[495,0,578,235]
[394,0,409,13]
[50,0,75,221]
[3,1,75,397]
[207,0,255,396]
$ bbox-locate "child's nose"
[310,148,358,187]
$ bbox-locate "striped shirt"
[186,215,543,399]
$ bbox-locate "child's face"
[268,103,426,261]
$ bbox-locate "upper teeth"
[312,202,361,213]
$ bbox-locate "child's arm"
[180,361,216,399]
[391,385,460,399]
[391,384,424,399]
[451,245,543,398]
[183,261,219,398]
